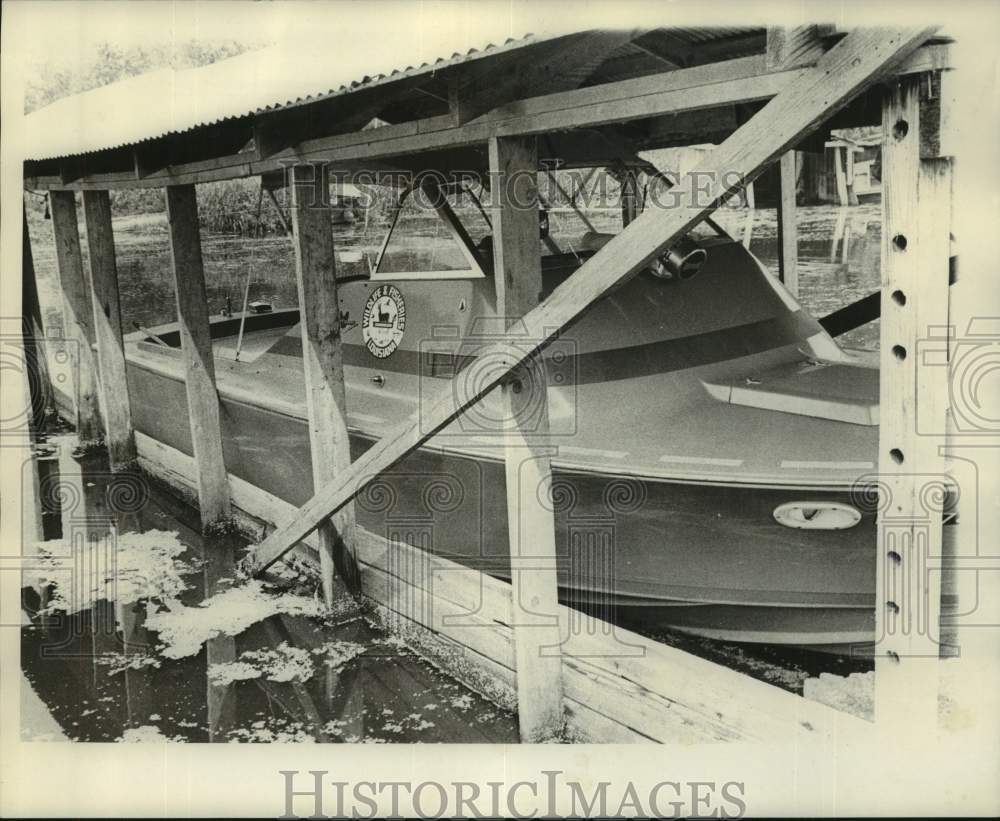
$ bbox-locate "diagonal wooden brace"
[240,26,936,577]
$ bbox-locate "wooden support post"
[289,163,356,606]
[165,184,230,528]
[241,26,937,578]
[82,190,136,470]
[488,134,564,742]
[833,145,850,206]
[874,76,951,732]
[776,151,799,296]
[166,183,237,740]
[742,181,755,249]
[49,190,102,443]
[23,205,51,429]
[845,145,859,205]
[619,168,639,228]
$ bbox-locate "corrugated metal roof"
[22,26,767,164]
[23,32,546,161]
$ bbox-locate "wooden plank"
[776,150,799,295]
[618,168,639,227]
[741,181,755,249]
[22,204,51,429]
[18,214,47,548]
[875,75,952,732]
[81,190,136,469]
[48,190,102,442]
[918,69,957,159]
[241,27,937,576]
[289,163,356,605]
[832,145,849,206]
[845,145,860,206]
[488,134,564,742]
[766,25,831,70]
[25,44,951,194]
[164,184,230,528]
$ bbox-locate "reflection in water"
[21,441,518,743]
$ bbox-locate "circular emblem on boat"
[362,285,406,359]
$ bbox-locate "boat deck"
[129,329,880,489]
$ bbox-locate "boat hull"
[126,359,878,648]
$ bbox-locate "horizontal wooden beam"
[25,43,951,193]
[239,26,937,576]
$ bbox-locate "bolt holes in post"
[892,345,907,361]
[891,289,906,307]
[889,448,904,465]
[892,234,908,251]
[892,119,909,141]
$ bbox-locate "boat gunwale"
[123,344,900,492]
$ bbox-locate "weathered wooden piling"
[165,182,238,739]
[777,150,799,295]
[619,167,639,227]
[874,76,952,732]
[741,181,755,249]
[164,184,230,527]
[23,204,51,429]
[289,163,356,605]
[49,190,102,443]
[82,190,137,470]
[489,134,565,742]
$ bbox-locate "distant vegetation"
[25,40,265,113]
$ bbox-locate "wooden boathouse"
[19,25,965,743]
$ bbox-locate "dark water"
[21,433,871,743]
[26,201,882,350]
[20,440,518,743]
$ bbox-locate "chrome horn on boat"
[649,236,707,281]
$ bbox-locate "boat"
[115,180,951,652]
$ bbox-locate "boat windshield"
[371,184,487,280]
[366,173,730,282]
